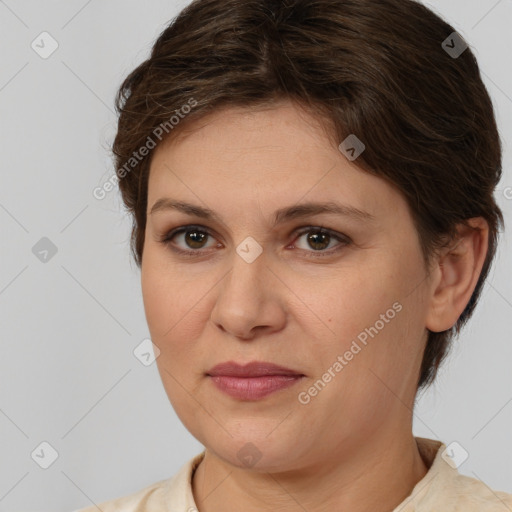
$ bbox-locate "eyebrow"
[149,198,376,225]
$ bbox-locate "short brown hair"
[112,0,504,390]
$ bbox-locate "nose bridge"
[225,237,268,301]
[210,238,278,337]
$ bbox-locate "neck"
[192,430,429,512]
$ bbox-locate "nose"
[209,249,287,340]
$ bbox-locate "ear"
[425,218,489,333]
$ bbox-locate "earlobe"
[425,218,489,333]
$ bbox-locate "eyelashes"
[291,226,351,256]
[160,225,220,255]
[159,224,352,259]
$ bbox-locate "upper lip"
[207,361,304,377]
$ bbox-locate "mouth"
[206,361,305,401]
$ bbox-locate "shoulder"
[72,450,205,512]
[446,472,512,510]
[73,477,171,512]
[413,437,512,511]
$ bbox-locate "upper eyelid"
[164,224,349,246]
[165,223,343,237]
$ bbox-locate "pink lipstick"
[207,361,304,400]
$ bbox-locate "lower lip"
[209,375,303,400]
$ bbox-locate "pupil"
[308,232,329,250]
[183,230,330,251]
[186,230,206,248]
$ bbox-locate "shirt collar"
[391,437,450,511]
[162,437,451,511]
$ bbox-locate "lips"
[206,361,305,400]
[207,361,303,378]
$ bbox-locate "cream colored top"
[76,437,512,511]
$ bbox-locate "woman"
[79,0,511,510]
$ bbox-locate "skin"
[141,99,489,512]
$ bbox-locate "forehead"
[146,102,406,226]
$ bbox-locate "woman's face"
[141,100,434,472]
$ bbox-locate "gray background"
[0,1,511,510]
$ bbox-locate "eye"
[159,225,220,255]
[159,224,351,258]
[290,226,351,258]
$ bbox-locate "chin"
[201,427,310,473]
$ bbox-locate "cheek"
[142,264,208,424]
[295,262,400,345]
[141,258,212,377]
[141,272,176,337]
[141,253,197,336]
[302,257,425,386]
